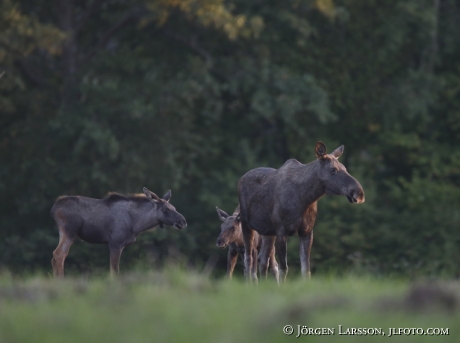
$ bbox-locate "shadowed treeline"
[1,0,459,277]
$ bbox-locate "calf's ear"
[235,214,241,223]
[331,145,344,158]
[216,207,229,221]
[143,187,160,202]
[315,141,327,159]
[162,190,171,202]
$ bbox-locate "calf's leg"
[226,248,239,279]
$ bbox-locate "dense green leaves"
[0,0,459,277]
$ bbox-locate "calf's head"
[215,207,241,248]
[315,142,365,204]
[143,187,187,229]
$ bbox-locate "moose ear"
[162,190,171,202]
[143,187,160,202]
[216,207,229,221]
[315,141,327,159]
[331,145,344,158]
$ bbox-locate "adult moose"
[50,187,187,277]
[215,206,279,282]
[238,142,365,282]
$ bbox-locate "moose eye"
[331,168,337,174]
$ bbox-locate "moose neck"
[290,159,326,208]
[133,202,162,234]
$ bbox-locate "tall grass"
[0,269,458,343]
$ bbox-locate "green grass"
[0,270,458,343]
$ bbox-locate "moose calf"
[51,187,187,277]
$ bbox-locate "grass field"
[0,269,458,343]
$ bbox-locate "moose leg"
[298,230,313,279]
[251,248,258,280]
[268,246,280,285]
[226,248,239,279]
[51,230,75,278]
[109,246,124,276]
[241,220,257,283]
[259,236,276,281]
[299,202,317,279]
[276,236,288,283]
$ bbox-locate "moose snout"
[356,189,365,203]
[216,238,227,248]
[344,181,365,204]
[174,217,187,230]
[349,187,365,204]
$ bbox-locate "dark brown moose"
[215,206,280,282]
[238,141,365,282]
[50,187,187,277]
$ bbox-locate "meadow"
[0,269,458,343]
